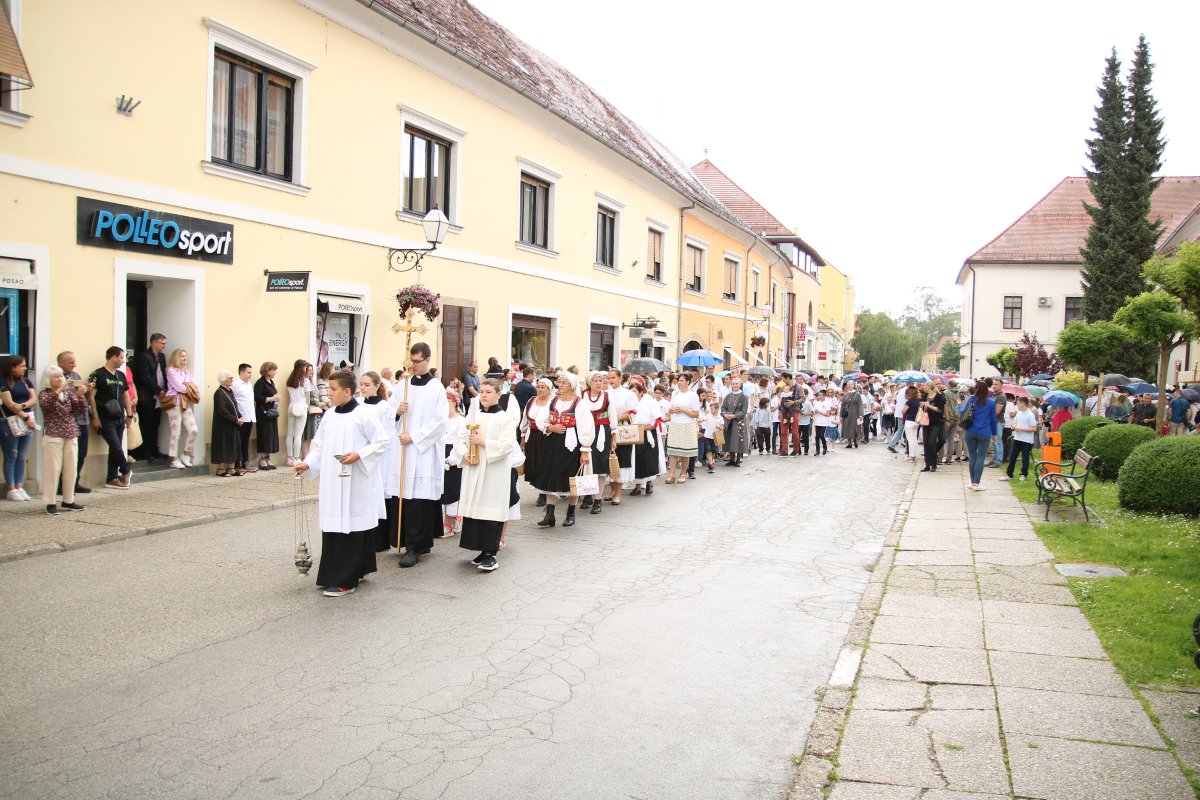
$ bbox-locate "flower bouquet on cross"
[396,284,441,322]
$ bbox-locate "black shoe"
[887,446,897,453]
[535,493,547,508]
[724,461,737,467]
[60,502,84,511]
[471,552,487,565]
[920,467,931,472]
[590,501,602,515]
[398,550,419,568]
[629,487,642,496]
[75,485,92,494]
[562,507,576,527]
[580,495,593,509]
[45,504,58,515]
[536,506,556,528]
[645,483,654,495]
[477,555,497,572]
[688,472,695,479]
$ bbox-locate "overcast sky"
[469,0,1200,317]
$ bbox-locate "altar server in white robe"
[295,370,390,597]
[454,379,515,572]
[392,342,449,568]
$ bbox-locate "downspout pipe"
[677,203,695,362]
[967,262,976,378]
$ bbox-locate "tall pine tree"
[1079,40,1165,377]
[1080,49,1135,322]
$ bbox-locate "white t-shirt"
[669,389,701,424]
[814,398,835,427]
[1012,409,1038,443]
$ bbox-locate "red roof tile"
[691,159,825,264]
[967,176,1200,264]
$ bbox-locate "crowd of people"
[5,338,1197,595]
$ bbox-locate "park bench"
[1035,448,1100,523]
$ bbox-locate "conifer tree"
[1125,35,1166,267]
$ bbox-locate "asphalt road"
[0,444,910,800]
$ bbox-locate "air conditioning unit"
[1037,297,1052,307]
[627,327,645,339]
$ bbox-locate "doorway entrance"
[512,314,552,371]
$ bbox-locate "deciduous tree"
[936,340,961,372]
[1012,333,1064,380]
[1054,320,1131,378]
[1113,291,1199,430]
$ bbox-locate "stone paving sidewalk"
[791,464,1196,800]
[0,469,305,563]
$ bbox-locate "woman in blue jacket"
[961,380,998,491]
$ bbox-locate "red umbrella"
[943,373,958,378]
[1001,383,1032,398]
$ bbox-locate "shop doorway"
[442,304,475,385]
[588,324,615,371]
[126,280,149,354]
[512,314,552,372]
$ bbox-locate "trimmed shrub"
[1081,423,1156,480]
[1117,436,1200,517]
[1059,416,1107,460]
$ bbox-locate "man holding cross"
[391,342,450,567]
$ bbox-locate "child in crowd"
[753,396,772,454]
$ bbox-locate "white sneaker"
[181,455,193,468]
[7,489,23,501]
[170,459,185,469]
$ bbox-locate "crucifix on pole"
[391,308,428,552]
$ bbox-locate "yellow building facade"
[816,262,857,375]
[0,0,832,489]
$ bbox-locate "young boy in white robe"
[295,370,390,597]
[453,379,515,571]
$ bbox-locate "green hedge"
[1059,416,1107,460]
[1081,424,1156,480]
[1117,436,1200,516]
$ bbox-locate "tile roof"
[369,0,748,230]
[691,159,826,265]
[966,176,1200,264]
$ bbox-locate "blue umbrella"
[1028,373,1055,381]
[1043,390,1079,407]
[675,349,723,368]
[891,370,929,384]
[1124,382,1158,395]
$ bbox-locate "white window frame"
[594,192,624,273]
[397,104,466,229]
[751,267,761,309]
[721,251,741,304]
[684,237,707,297]
[516,157,560,256]
[645,217,669,286]
[203,18,316,196]
[770,279,778,316]
[0,0,28,128]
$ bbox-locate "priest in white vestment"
[391,342,448,567]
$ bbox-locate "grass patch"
[1007,461,1200,689]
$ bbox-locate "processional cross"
[390,308,429,553]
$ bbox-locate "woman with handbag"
[210,370,243,477]
[719,377,751,467]
[164,349,200,469]
[532,373,594,528]
[38,365,87,513]
[284,360,311,466]
[578,371,612,515]
[919,383,945,472]
[1,355,40,501]
[901,386,921,462]
[627,378,663,495]
[254,362,281,470]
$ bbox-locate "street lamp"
[388,208,450,274]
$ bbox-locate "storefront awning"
[317,293,365,315]
[722,346,748,366]
[0,258,38,289]
[0,7,32,89]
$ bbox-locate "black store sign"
[76,197,235,264]
[265,271,310,292]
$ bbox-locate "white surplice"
[302,400,390,533]
[453,405,515,522]
[387,374,448,500]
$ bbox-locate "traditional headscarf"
[537,377,555,391]
[559,372,581,394]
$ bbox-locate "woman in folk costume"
[391,342,449,568]
[295,370,391,597]
[627,378,664,496]
[533,372,595,528]
[357,371,394,552]
[664,373,701,484]
[453,379,516,572]
[720,377,752,467]
[521,378,554,508]
[578,371,612,516]
[440,390,466,538]
[605,369,639,506]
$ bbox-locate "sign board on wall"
[76,197,234,264]
[324,313,352,367]
[818,351,828,361]
[265,272,310,292]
